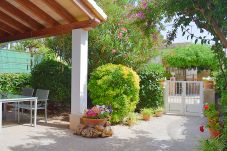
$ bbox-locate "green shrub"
[141,108,154,116]
[31,59,71,105]
[88,64,140,123]
[137,63,164,110]
[162,44,218,70]
[199,138,225,151]
[124,112,138,126]
[0,73,31,94]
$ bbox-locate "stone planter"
[75,118,112,138]
[203,81,214,89]
[81,118,107,127]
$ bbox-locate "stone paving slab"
[0,115,208,151]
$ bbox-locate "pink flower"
[118,32,123,39]
[86,110,97,117]
[141,0,148,9]
[137,12,145,19]
[112,49,117,54]
[121,27,127,32]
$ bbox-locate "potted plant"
[125,112,138,126]
[203,104,222,138]
[141,108,154,121]
[155,107,164,117]
[81,105,112,126]
[208,122,222,138]
[202,77,214,89]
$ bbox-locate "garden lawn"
[0,115,208,151]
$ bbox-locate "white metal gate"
[164,81,204,116]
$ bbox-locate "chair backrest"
[22,88,34,97]
[35,89,49,100]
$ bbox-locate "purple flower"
[137,12,145,19]
[142,0,148,9]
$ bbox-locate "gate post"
[200,81,204,117]
[164,80,169,113]
[182,81,186,115]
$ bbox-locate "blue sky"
[160,22,214,44]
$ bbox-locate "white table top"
[0,94,37,103]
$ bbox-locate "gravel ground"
[0,115,208,151]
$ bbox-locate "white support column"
[70,29,88,130]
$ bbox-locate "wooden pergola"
[0,0,107,130]
[0,0,107,43]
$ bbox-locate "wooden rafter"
[0,20,20,35]
[72,0,94,20]
[40,0,76,23]
[15,0,59,27]
[0,19,100,43]
[0,29,9,36]
[0,10,31,32]
[0,0,44,30]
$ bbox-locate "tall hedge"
[31,59,71,105]
[88,64,140,123]
[137,63,164,110]
[0,73,31,94]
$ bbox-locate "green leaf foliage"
[88,64,140,123]
[0,73,31,94]
[162,44,218,70]
[31,59,71,105]
[138,63,164,110]
[88,0,161,73]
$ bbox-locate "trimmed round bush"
[31,59,71,105]
[88,64,140,123]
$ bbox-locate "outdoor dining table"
[0,94,38,132]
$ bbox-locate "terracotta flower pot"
[203,81,214,89]
[208,128,221,138]
[127,119,135,126]
[155,111,163,117]
[81,118,107,126]
[159,80,165,88]
[143,114,151,121]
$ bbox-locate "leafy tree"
[44,35,72,64]
[88,0,162,73]
[162,44,218,70]
[134,0,227,90]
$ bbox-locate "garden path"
[0,115,208,151]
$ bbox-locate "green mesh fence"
[0,49,43,73]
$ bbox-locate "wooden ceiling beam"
[0,20,20,35]
[0,0,44,30]
[0,19,100,43]
[0,29,10,36]
[15,0,59,27]
[0,10,31,32]
[40,0,76,23]
[72,0,95,20]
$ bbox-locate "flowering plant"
[83,105,112,119]
[203,104,219,120]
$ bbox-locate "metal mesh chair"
[19,89,49,124]
[9,88,34,121]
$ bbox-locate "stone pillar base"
[204,89,215,104]
[69,113,82,130]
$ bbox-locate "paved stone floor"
[0,115,208,151]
